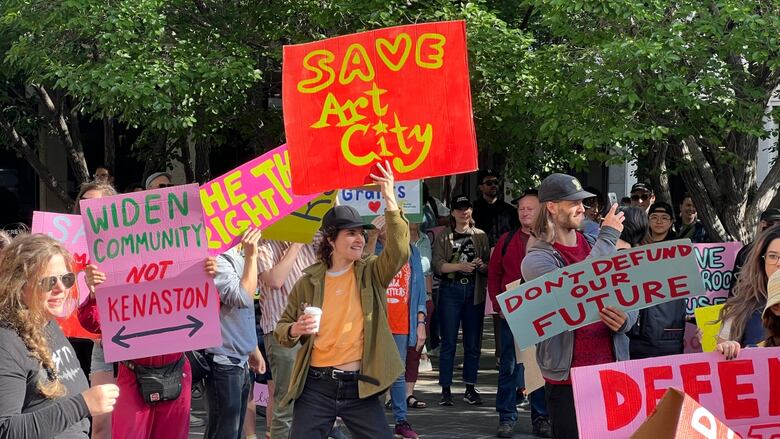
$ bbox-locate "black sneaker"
[464,387,483,405]
[532,417,553,438]
[440,387,453,406]
[496,422,514,438]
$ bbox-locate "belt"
[309,367,380,385]
[443,277,472,285]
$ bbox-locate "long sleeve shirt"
[0,322,90,439]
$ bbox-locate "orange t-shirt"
[386,262,411,335]
[311,266,364,367]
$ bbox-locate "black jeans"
[544,383,578,439]
[204,362,252,439]
[289,369,393,439]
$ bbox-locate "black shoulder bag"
[124,356,185,404]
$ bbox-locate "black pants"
[204,362,252,439]
[289,369,393,439]
[545,383,579,439]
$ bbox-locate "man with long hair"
[521,173,635,439]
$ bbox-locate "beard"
[557,210,583,231]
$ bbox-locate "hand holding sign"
[241,228,262,259]
[369,160,397,211]
[601,203,625,233]
[599,306,627,331]
[85,264,106,297]
[716,340,741,360]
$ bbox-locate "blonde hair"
[530,203,556,244]
[0,234,74,398]
[73,181,118,214]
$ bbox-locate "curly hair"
[719,225,780,342]
[0,234,74,398]
[73,181,118,214]
[0,230,11,251]
[316,227,341,269]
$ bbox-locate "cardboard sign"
[684,242,741,352]
[631,388,741,439]
[260,191,337,243]
[80,184,221,362]
[498,239,703,349]
[338,180,422,222]
[696,304,725,353]
[31,212,98,340]
[282,20,478,195]
[571,347,780,438]
[200,144,321,255]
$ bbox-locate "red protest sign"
[632,388,741,439]
[282,20,478,195]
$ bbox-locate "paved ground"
[190,318,538,439]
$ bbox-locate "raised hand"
[369,160,398,211]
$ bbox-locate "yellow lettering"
[311,93,368,128]
[415,33,446,69]
[259,188,280,217]
[339,43,375,85]
[297,50,336,94]
[206,227,222,250]
[224,171,246,206]
[375,33,412,72]
[364,82,388,117]
[393,124,433,173]
[389,113,409,153]
[241,195,272,226]
[200,183,228,217]
[275,151,292,189]
[250,159,293,205]
[341,124,380,166]
[224,210,249,237]
[209,216,232,245]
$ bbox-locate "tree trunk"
[143,133,169,182]
[194,136,211,184]
[0,119,74,209]
[645,140,671,205]
[103,116,116,172]
[33,85,90,184]
[179,137,195,183]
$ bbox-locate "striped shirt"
[256,238,319,333]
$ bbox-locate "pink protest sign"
[684,242,741,352]
[253,383,270,408]
[571,347,780,439]
[31,212,97,339]
[79,184,221,362]
[200,144,318,255]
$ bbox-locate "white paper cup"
[304,306,322,332]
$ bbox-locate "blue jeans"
[437,280,484,387]
[497,319,547,424]
[204,362,252,439]
[390,334,409,422]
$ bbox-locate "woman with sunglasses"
[0,234,119,438]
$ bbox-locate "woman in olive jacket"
[275,162,410,439]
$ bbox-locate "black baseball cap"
[450,195,473,210]
[761,208,780,222]
[631,182,651,193]
[477,169,499,182]
[648,202,674,219]
[538,174,594,202]
[321,205,375,230]
[511,188,539,205]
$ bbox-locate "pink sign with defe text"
[79,184,221,362]
[571,347,780,439]
[200,144,318,255]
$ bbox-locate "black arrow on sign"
[112,315,204,349]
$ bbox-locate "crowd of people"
[0,163,778,439]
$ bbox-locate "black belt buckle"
[331,369,357,381]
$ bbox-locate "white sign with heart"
[337,180,422,218]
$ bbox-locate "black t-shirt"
[451,232,476,280]
[0,321,90,438]
[472,198,519,247]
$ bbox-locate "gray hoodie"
[520,226,639,382]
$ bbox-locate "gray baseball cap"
[538,173,595,202]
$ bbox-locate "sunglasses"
[40,273,76,291]
[156,183,174,188]
[482,179,499,187]
[631,194,650,201]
